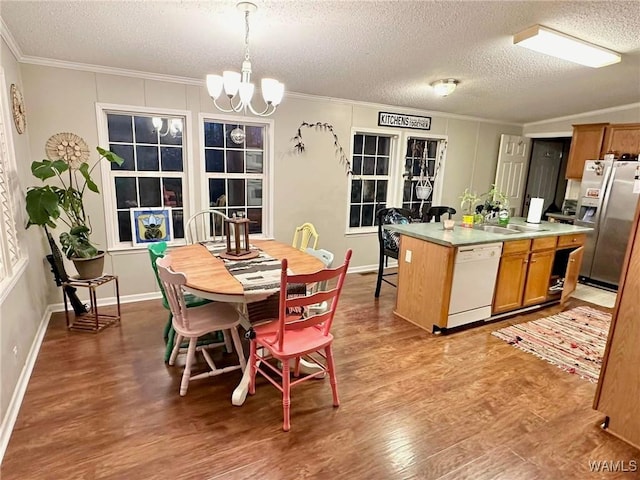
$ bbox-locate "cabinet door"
[522,250,554,306]
[603,123,640,156]
[493,253,528,314]
[561,246,584,306]
[566,124,608,180]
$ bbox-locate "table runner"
[203,241,307,322]
[203,242,286,301]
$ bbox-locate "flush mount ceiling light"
[513,24,621,68]
[206,2,285,117]
[431,79,459,97]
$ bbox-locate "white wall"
[0,39,50,440]
[19,63,522,303]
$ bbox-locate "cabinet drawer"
[502,239,531,255]
[531,236,557,251]
[557,234,586,248]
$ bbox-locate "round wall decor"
[10,84,26,134]
[45,132,90,169]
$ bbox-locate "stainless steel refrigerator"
[575,160,640,289]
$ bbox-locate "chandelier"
[206,2,285,117]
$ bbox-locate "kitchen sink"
[506,224,549,232]
[474,225,519,235]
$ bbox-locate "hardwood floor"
[2,273,638,479]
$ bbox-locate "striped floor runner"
[492,306,611,382]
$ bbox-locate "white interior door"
[494,134,531,216]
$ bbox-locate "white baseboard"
[348,261,397,275]
[0,305,53,463]
[49,291,163,313]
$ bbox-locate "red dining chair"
[248,249,352,431]
[156,255,246,396]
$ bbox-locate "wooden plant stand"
[62,274,121,333]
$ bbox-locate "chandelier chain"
[244,10,250,62]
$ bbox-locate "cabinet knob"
[572,238,577,242]
[530,259,537,263]
[570,258,575,263]
[523,259,528,264]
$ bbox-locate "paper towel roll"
[527,198,544,224]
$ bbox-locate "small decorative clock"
[10,84,26,134]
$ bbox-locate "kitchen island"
[385,218,592,333]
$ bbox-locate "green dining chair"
[147,241,214,362]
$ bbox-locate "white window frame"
[96,103,195,252]
[345,127,402,235]
[0,70,28,303]
[198,112,275,239]
[398,132,448,212]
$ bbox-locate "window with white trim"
[203,120,267,234]
[402,137,442,215]
[103,111,186,244]
[348,133,393,228]
[0,78,24,286]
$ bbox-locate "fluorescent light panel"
[514,25,621,68]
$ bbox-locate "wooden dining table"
[168,239,326,405]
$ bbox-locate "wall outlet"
[12,345,18,357]
[405,250,412,263]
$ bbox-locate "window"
[203,120,268,234]
[0,74,25,292]
[348,133,393,229]
[101,108,187,246]
[402,137,441,216]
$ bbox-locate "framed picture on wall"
[130,208,173,246]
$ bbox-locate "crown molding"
[524,102,640,127]
[19,55,205,86]
[285,91,523,127]
[0,16,24,61]
[14,55,521,127]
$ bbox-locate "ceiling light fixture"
[431,79,459,97]
[206,2,284,117]
[513,24,621,68]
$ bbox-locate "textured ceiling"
[1,1,639,124]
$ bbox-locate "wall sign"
[378,112,431,130]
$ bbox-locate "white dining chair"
[185,209,229,244]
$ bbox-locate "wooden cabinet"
[493,238,556,314]
[566,123,640,180]
[602,123,640,157]
[493,234,584,314]
[566,123,608,180]
[594,199,640,450]
[522,250,555,306]
[493,251,528,313]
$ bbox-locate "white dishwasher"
[447,242,502,328]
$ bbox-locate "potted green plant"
[25,135,123,279]
[459,188,480,228]
[479,184,510,225]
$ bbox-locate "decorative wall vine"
[292,122,352,175]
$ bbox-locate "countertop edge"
[385,219,592,247]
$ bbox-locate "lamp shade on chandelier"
[206,2,284,117]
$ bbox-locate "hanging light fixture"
[206,2,285,117]
[152,117,183,137]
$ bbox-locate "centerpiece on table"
[25,132,124,279]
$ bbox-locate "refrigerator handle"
[598,164,616,228]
